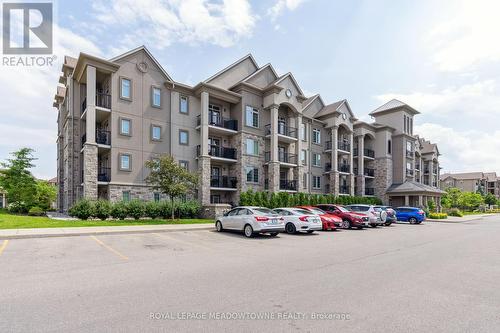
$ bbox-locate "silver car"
[345,204,387,227]
[273,208,323,234]
[215,206,285,238]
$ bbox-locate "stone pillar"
[83,66,97,200]
[418,195,423,208]
[86,66,96,144]
[428,161,434,186]
[330,126,339,196]
[405,195,410,206]
[269,105,280,192]
[295,115,303,189]
[199,91,210,205]
[356,134,365,196]
[349,132,355,196]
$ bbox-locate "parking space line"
[152,232,212,250]
[90,236,128,260]
[0,240,8,256]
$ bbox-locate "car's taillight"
[299,216,308,221]
[418,210,425,215]
[254,216,269,222]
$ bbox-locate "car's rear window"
[308,208,325,215]
[351,206,369,212]
[252,208,275,215]
[291,209,312,215]
[337,206,349,212]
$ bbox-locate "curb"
[0,225,214,240]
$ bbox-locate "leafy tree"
[442,188,461,208]
[484,192,497,206]
[0,148,37,212]
[35,180,57,211]
[458,192,484,211]
[145,155,198,219]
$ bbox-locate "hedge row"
[239,190,382,208]
[428,212,448,219]
[68,199,201,220]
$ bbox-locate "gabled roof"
[270,72,305,96]
[386,181,445,195]
[440,172,484,180]
[109,45,173,82]
[302,94,325,111]
[204,54,259,84]
[242,63,278,83]
[314,99,345,118]
[369,99,420,116]
[484,172,498,181]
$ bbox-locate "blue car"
[394,207,426,224]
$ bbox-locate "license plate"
[269,219,278,225]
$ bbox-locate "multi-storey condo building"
[440,172,500,198]
[54,46,443,216]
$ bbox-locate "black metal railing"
[406,169,414,176]
[432,182,437,187]
[96,129,111,145]
[197,112,238,131]
[280,180,297,191]
[340,185,350,194]
[406,150,413,158]
[325,141,332,150]
[354,167,359,175]
[98,167,111,182]
[197,145,237,160]
[338,163,350,173]
[424,167,430,174]
[338,142,350,151]
[415,164,421,170]
[264,124,298,138]
[353,148,359,157]
[265,152,297,164]
[364,148,375,158]
[96,93,111,109]
[210,175,237,188]
[364,168,375,177]
[365,187,375,195]
[325,163,332,172]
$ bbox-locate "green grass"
[0,211,212,229]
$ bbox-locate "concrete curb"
[0,225,214,240]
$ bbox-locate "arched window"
[388,140,392,154]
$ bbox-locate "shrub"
[68,199,94,220]
[428,212,447,219]
[159,201,172,219]
[126,200,145,220]
[110,201,128,220]
[145,201,162,219]
[28,206,44,216]
[447,208,463,217]
[177,200,201,218]
[93,200,111,220]
[7,202,29,214]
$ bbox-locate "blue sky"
[1,0,500,179]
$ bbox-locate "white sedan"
[215,206,285,238]
[272,208,323,234]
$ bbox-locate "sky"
[1,0,500,179]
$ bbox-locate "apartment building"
[440,172,500,198]
[53,46,443,215]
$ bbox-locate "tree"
[458,192,484,211]
[441,187,462,208]
[35,180,57,211]
[484,192,497,206]
[0,148,37,212]
[145,155,198,219]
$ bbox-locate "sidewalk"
[0,223,214,240]
[425,214,493,223]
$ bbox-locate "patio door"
[278,117,286,135]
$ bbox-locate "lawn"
[0,211,212,229]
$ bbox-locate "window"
[245,106,259,128]
[179,160,189,170]
[122,191,130,202]
[410,118,413,135]
[312,153,321,167]
[300,123,306,141]
[154,193,160,202]
[301,150,307,165]
[151,125,161,141]
[119,154,131,171]
[245,167,259,183]
[180,95,189,114]
[388,140,392,154]
[406,141,412,152]
[152,87,161,107]
[120,118,131,136]
[179,130,189,145]
[246,138,259,156]
[120,78,131,100]
[313,176,321,189]
[407,162,412,170]
[312,128,321,144]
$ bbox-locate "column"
[418,195,423,208]
[268,105,280,192]
[349,132,355,195]
[428,160,433,186]
[199,91,211,206]
[356,135,365,196]
[405,195,410,206]
[295,115,303,190]
[329,126,339,196]
[83,66,98,200]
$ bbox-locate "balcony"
[365,187,375,196]
[98,167,111,182]
[197,145,237,161]
[340,185,350,195]
[265,124,298,142]
[364,148,375,158]
[280,179,297,191]
[406,150,413,159]
[81,133,87,146]
[364,168,375,177]
[96,129,111,146]
[415,164,420,171]
[338,142,351,152]
[353,148,359,157]
[211,175,237,189]
[424,168,430,174]
[196,112,238,133]
[338,163,350,173]
[432,182,437,187]
[325,163,332,172]
[406,169,414,177]
[265,152,298,165]
[325,141,332,150]
[96,92,111,109]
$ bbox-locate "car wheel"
[342,219,351,229]
[244,224,254,238]
[285,223,297,234]
[269,232,278,237]
[370,224,378,228]
[384,222,392,226]
[409,217,417,224]
[215,221,223,232]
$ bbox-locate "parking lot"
[1,215,500,332]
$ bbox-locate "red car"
[296,206,342,231]
[314,204,371,229]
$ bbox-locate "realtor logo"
[2,2,53,54]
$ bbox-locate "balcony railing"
[415,164,421,170]
[364,168,375,177]
[364,148,375,158]
[265,124,298,138]
[353,148,359,157]
[98,167,111,182]
[432,182,437,187]
[325,163,332,172]
[338,163,350,173]
[406,150,413,158]
[338,142,350,152]
[365,187,375,195]
[406,169,414,176]
[340,185,350,194]
[280,179,297,191]
[325,141,332,150]
[197,145,237,160]
[96,93,111,109]
[96,129,111,145]
[196,112,238,131]
[265,152,297,164]
[210,175,237,189]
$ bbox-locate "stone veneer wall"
[374,157,393,204]
[109,184,168,202]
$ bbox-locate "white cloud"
[91,0,256,49]
[267,0,306,20]
[427,0,500,72]
[415,123,500,174]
